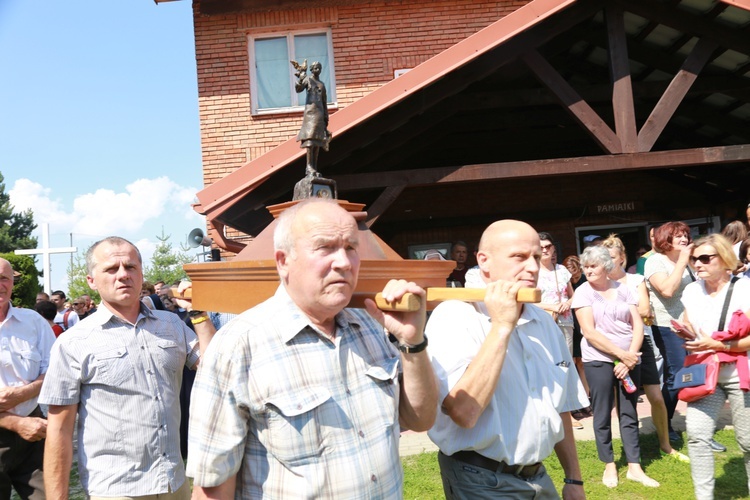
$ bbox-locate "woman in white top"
[644,221,695,442]
[602,235,689,463]
[537,232,575,355]
[680,234,750,500]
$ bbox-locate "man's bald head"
[477,220,541,287]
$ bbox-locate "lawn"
[19,429,748,499]
[404,429,750,499]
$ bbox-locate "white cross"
[15,223,77,294]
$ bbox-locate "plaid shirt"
[187,286,403,499]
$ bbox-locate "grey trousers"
[686,362,750,500]
[437,451,559,499]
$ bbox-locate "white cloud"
[9,176,204,240]
[135,238,157,267]
[8,178,78,230]
[8,176,206,293]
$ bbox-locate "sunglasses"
[689,254,717,265]
[540,244,554,251]
[72,302,83,306]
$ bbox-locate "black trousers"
[584,361,642,464]
[0,407,45,500]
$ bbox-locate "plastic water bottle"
[614,360,637,394]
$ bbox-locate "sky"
[0,0,208,293]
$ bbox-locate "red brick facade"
[193,0,529,187]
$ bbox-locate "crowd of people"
[1,199,749,499]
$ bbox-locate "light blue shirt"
[0,305,55,416]
[39,304,199,496]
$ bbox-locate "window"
[249,30,336,114]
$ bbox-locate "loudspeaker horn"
[188,228,213,248]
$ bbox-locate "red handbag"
[678,353,720,402]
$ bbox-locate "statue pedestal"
[184,200,454,314]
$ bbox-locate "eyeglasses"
[689,254,718,265]
[541,244,554,251]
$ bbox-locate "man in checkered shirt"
[188,199,438,499]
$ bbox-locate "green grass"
[404,429,750,500]
[17,430,748,498]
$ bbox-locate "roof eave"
[194,0,578,223]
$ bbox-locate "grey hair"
[273,198,340,254]
[580,245,615,273]
[85,236,142,274]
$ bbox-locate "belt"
[447,450,543,479]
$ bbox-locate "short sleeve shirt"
[426,301,588,464]
[571,281,638,363]
[186,286,404,498]
[538,264,573,325]
[645,252,694,325]
[39,304,199,496]
[682,278,750,335]
[0,305,56,416]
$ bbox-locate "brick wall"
[193,0,529,187]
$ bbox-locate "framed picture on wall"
[408,242,452,261]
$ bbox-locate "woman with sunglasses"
[644,221,695,443]
[679,234,750,500]
[537,232,575,355]
[573,245,658,488]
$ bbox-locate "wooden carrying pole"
[175,287,541,312]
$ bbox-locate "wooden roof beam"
[616,0,750,56]
[606,3,638,153]
[365,186,406,227]
[333,144,750,190]
[638,38,719,152]
[521,49,622,154]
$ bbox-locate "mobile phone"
[670,319,696,341]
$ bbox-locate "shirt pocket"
[264,386,331,467]
[94,347,133,387]
[546,362,572,410]
[363,356,399,429]
[154,339,183,373]
[4,349,42,382]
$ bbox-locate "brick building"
[175,0,750,264]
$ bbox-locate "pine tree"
[0,172,38,253]
[144,228,193,286]
[66,248,100,304]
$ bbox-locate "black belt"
[446,450,543,479]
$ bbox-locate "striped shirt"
[426,301,588,465]
[187,286,403,499]
[39,304,200,496]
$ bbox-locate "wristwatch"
[388,333,429,354]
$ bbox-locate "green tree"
[66,248,100,304]
[144,228,193,286]
[2,253,41,308]
[0,172,38,253]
